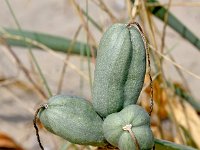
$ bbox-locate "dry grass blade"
[149,44,200,80]
[86,0,93,92]
[0,78,17,87]
[91,0,117,22]
[139,0,158,50]
[160,0,172,54]
[57,25,82,94]
[1,87,35,115]
[150,16,192,93]
[5,0,52,97]
[0,38,47,100]
[168,54,191,92]
[130,0,139,20]
[139,0,162,73]
[70,0,96,62]
[1,31,90,82]
[170,97,200,148]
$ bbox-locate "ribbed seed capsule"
[92,23,146,118]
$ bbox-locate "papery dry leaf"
[0,132,24,150]
[144,77,168,120]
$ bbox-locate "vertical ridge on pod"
[123,26,146,107]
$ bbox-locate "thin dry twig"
[142,72,160,93]
[127,22,154,116]
[0,77,17,87]
[0,38,47,100]
[126,0,132,19]
[168,54,191,92]
[140,0,158,50]
[130,0,139,20]
[57,25,82,94]
[149,44,200,80]
[5,0,52,97]
[86,0,93,92]
[33,104,48,150]
[162,81,186,144]
[140,0,162,74]
[1,87,35,115]
[1,31,90,81]
[160,0,172,54]
[91,0,117,22]
[71,0,96,63]
[150,16,192,93]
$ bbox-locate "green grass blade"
[1,28,95,56]
[81,8,103,32]
[173,83,200,112]
[147,0,200,50]
[130,0,200,50]
[155,139,197,150]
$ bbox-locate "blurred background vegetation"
[0,0,200,149]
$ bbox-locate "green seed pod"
[92,23,146,117]
[38,95,106,146]
[103,105,154,150]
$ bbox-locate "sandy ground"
[0,0,200,149]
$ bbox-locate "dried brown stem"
[0,38,47,100]
[91,0,117,22]
[71,0,96,63]
[57,25,82,94]
[127,22,154,116]
[160,0,172,54]
[33,104,48,150]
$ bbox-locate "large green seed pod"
[103,105,154,150]
[92,23,146,117]
[38,95,106,146]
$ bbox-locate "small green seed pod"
[38,95,106,146]
[103,105,154,150]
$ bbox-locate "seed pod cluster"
[36,23,153,150]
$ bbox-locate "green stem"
[1,28,95,56]
[154,138,197,150]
